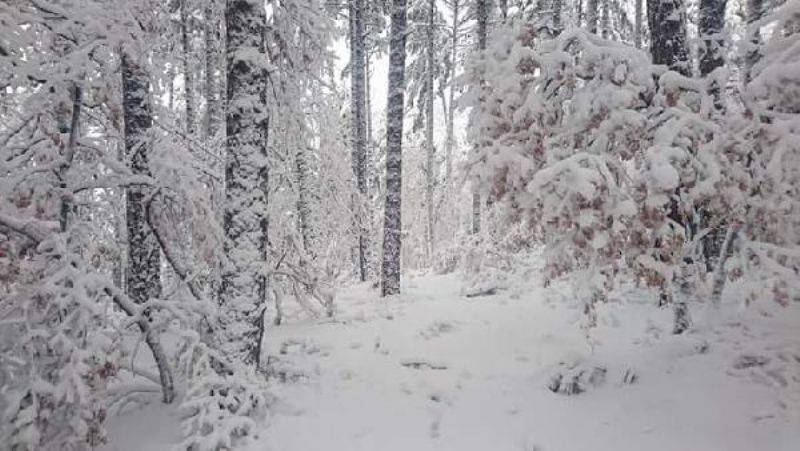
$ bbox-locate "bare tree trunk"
[181,0,196,135]
[586,0,598,33]
[221,0,269,367]
[296,145,313,254]
[121,50,175,403]
[350,0,368,282]
[425,0,436,261]
[635,0,643,48]
[58,83,82,232]
[444,0,460,184]
[745,0,764,83]
[204,0,221,139]
[647,0,690,76]
[473,0,488,235]
[381,0,408,296]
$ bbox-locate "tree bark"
[204,0,221,139]
[634,0,643,48]
[381,0,408,296]
[647,0,690,76]
[121,50,175,403]
[221,0,269,367]
[473,0,488,235]
[425,0,436,261]
[586,0,598,34]
[181,0,196,134]
[350,0,368,282]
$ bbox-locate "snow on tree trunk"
[553,0,563,31]
[382,0,408,296]
[296,145,313,253]
[635,0,643,48]
[473,0,488,236]
[221,0,269,367]
[425,0,436,261]
[350,0,368,282]
[647,0,691,333]
[121,51,175,403]
[58,83,82,232]
[444,0,461,184]
[647,0,689,76]
[745,0,764,83]
[699,0,727,76]
[586,0,598,33]
[204,0,221,139]
[181,0,196,135]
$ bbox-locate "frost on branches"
[464,9,800,335]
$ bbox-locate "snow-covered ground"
[104,272,800,451]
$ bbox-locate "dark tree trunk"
[350,0,368,282]
[121,51,175,403]
[647,0,690,76]
[381,0,408,296]
[472,0,488,235]
[221,0,269,367]
[181,0,196,134]
[204,0,221,139]
[699,0,727,76]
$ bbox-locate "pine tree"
[382,0,409,296]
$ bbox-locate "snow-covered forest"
[1,0,799,449]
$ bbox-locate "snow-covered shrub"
[714,0,800,305]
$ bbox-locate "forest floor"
[104,270,800,451]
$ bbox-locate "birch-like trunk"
[221,0,269,367]
[121,50,175,403]
[381,0,408,296]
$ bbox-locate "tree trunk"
[425,0,436,261]
[59,83,82,232]
[647,0,690,76]
[745,0,764,83]
[699,0,727,76]
[381,0,408,296]
[204,0,221,139]
[296,145,313,254]
[586,0,598,34]
[181,0,196,135]
[444,0,459,184]
[221,0,269,367]
[473,0,488,235]
[634,0,643,48]
[350,0,368,282]
[121,51,175,403]
[553,0,563,31]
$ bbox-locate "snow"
[105,269,800,450]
